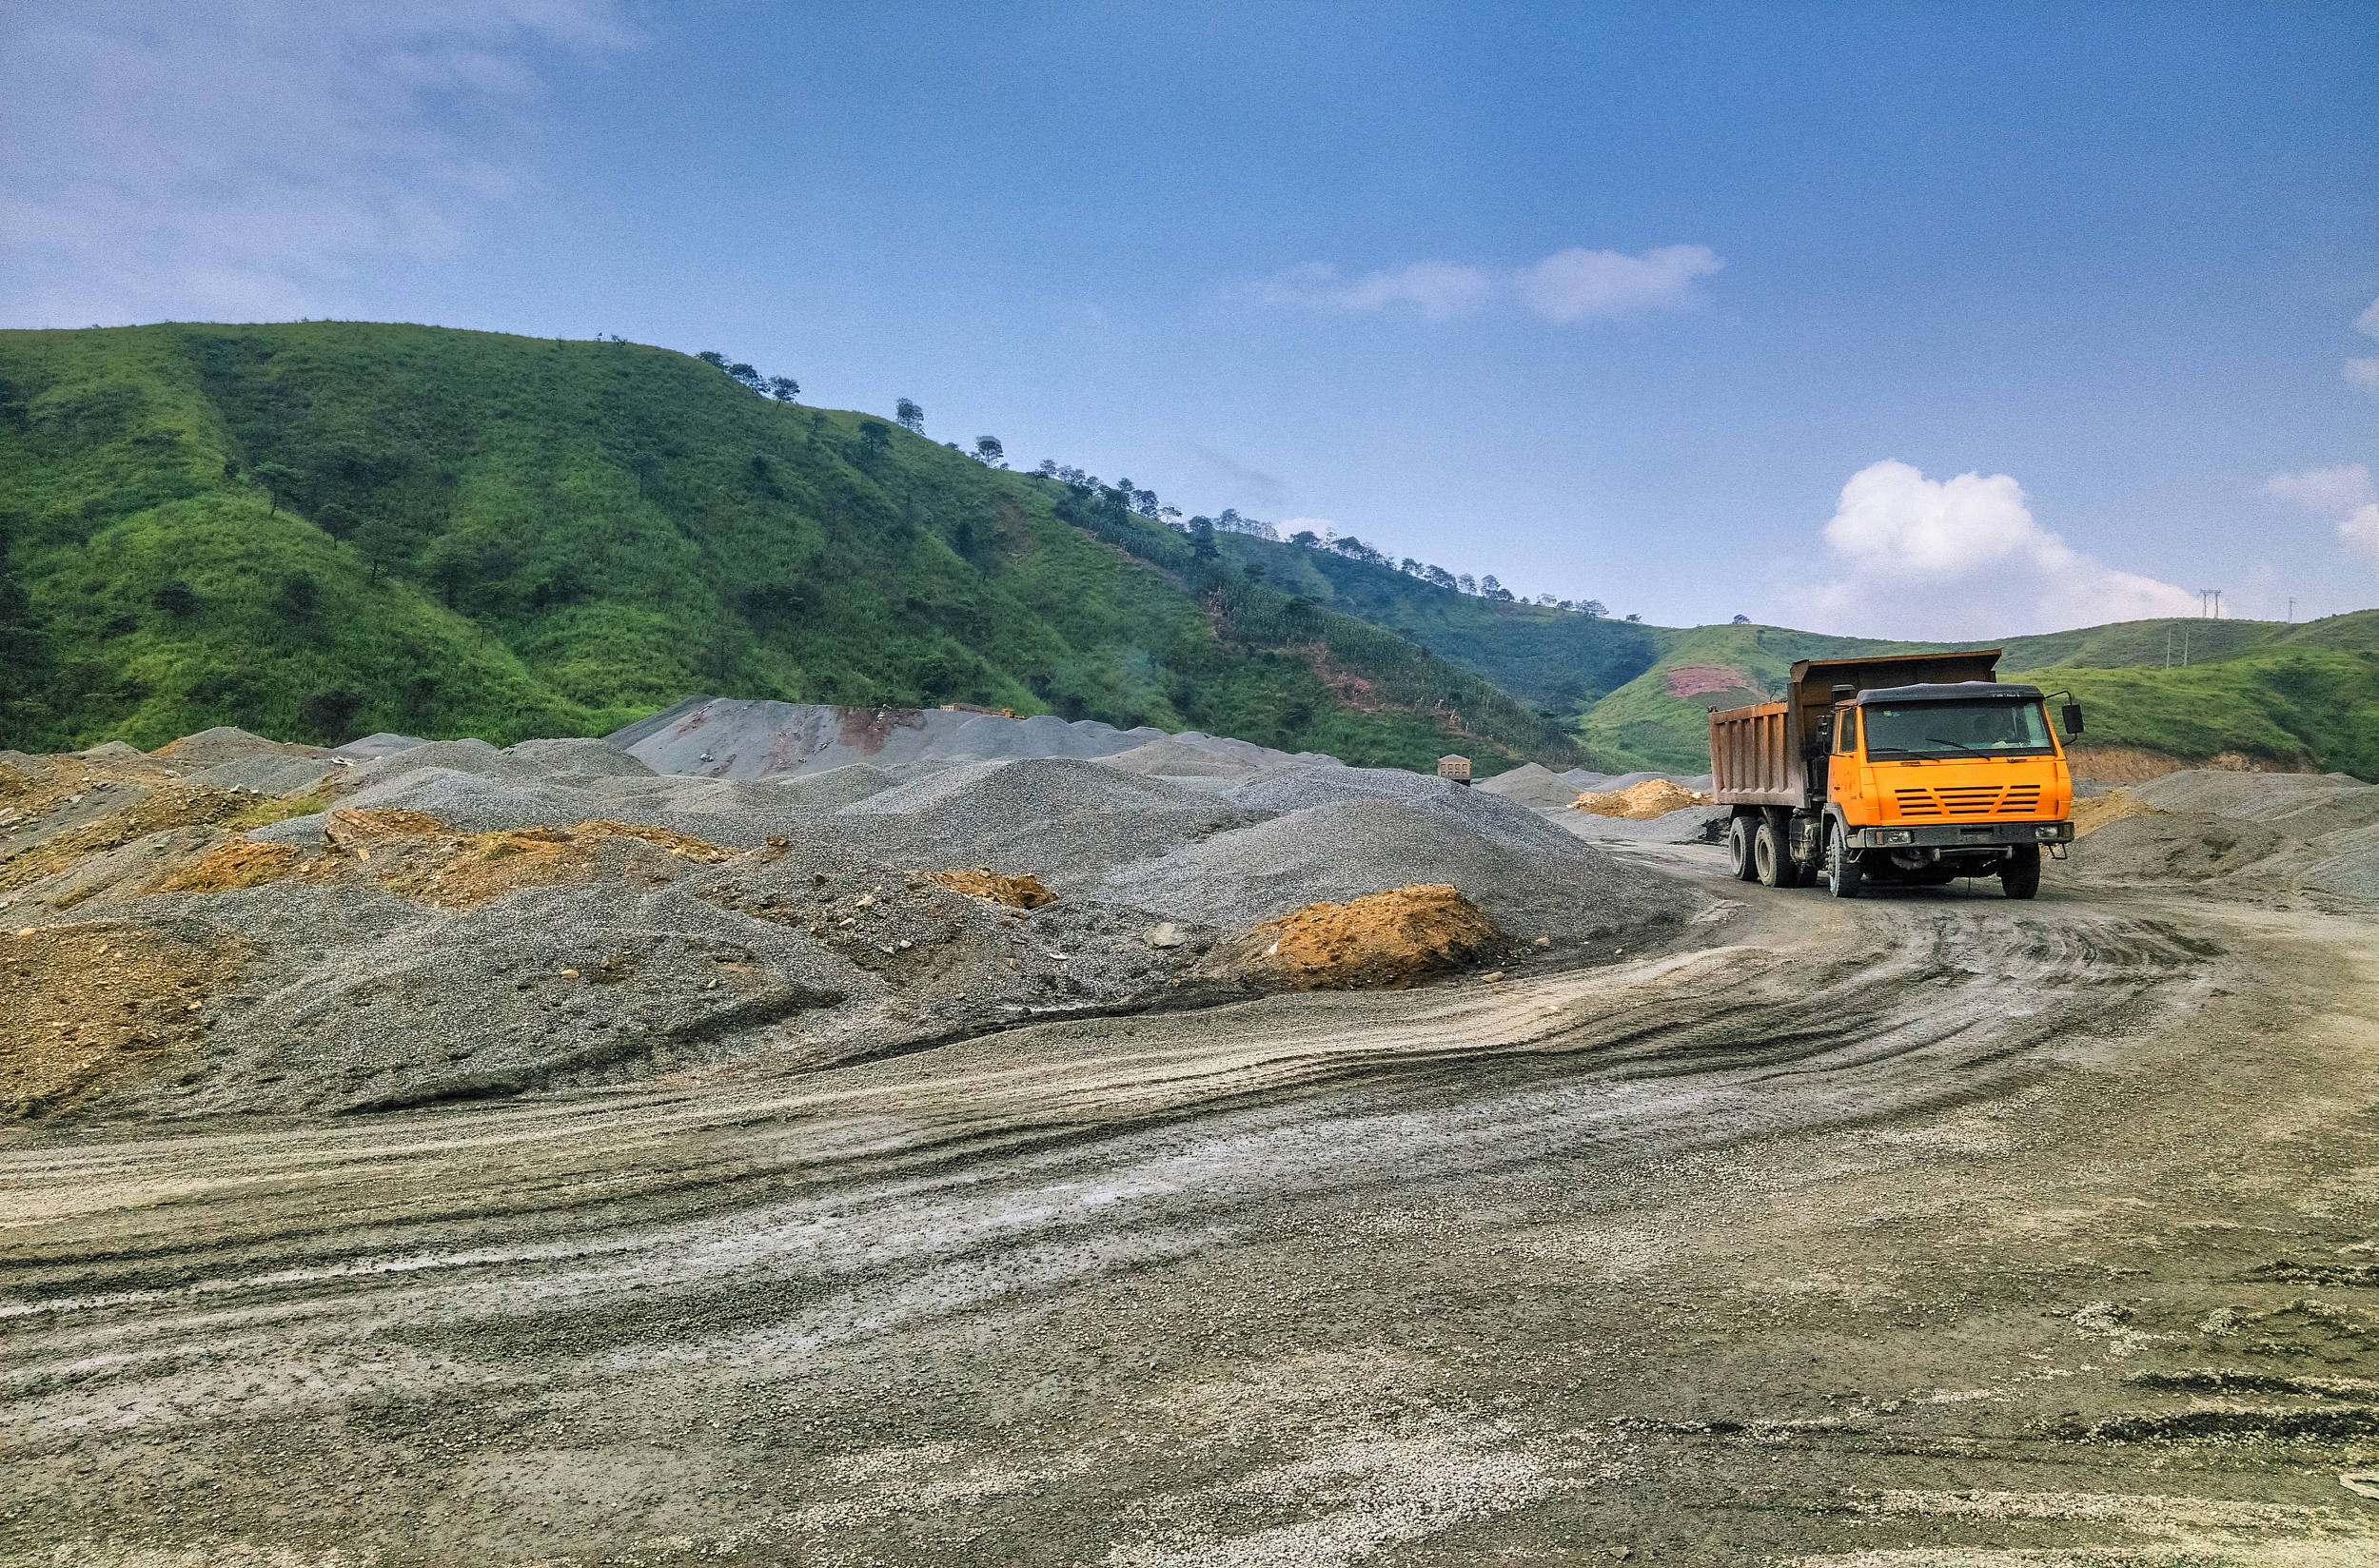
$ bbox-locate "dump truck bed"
[1709,650,2002,806]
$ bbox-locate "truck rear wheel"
[1725,815,1758,881]
[1826,821,1864,899]
[1753,816,1794,889]
[2000,845,2041,900]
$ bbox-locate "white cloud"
[2269,462,2379,567]
[1810,460,2196,637]
[2359,297,2379,339]
[2267,462,2373,516]
[0,1,637,326]
[2346,358,2379,392]
[1249,244,1720,324]
[1251,262,1493,321]
[1518,245,1722,322]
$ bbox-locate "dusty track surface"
[8,848,2379,1565]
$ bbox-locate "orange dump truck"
[1708,650,2082,899]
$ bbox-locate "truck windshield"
[1863,700,2052,759]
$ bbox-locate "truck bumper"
[1853,821,2073,849]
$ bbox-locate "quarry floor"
[7,844,2379,1567]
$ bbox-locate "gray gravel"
[2073,768,2379,897]
[1096,795,1689,948]
[178,753,342,795]
[10,716,1704,1119]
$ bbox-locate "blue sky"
[6,2,2375,635]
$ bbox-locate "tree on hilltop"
[895,399,924,434]
[768,376,800,402]
[973,436,1005,467]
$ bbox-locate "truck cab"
[1708,652,2080,899]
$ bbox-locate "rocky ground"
[0,726,1685,1121]
[5,729,2379,1565]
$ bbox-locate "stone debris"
[926,869,1057,909]
[0,717,1699,1120]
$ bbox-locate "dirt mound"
[1,920,248,1117]
[2061,812,2301,884]
[151,727,328,767]
[925,869,1057,909]
[2071,788,2168,836]
[1,785,318,897]
[157,808,739,911]
[1570,778,1712,818]
[1204,884,1504,990]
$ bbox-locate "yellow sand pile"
[1569,779,1712,819]
[924,868,1057,909]
[2070,788,2169,837]
[1208,883,1504,990]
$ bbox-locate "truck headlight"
[1874,829,1914,846]
[2035,825,2062,840]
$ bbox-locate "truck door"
[1829,706,1859,815]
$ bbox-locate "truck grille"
[1895,785,2043,819]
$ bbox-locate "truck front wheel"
[1826,821,1864,899]
[2000,845,2041,900]
[1725,815,1758,881]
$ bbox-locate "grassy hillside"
[0,322,1574,771]
[1212,534,1664,712]
[1200,532,2379,780]
[1551,611,2379,776]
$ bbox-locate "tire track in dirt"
[5,881,2328,1567]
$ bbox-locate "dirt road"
[8,847,2379,1566]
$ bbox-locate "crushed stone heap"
[0,720,1698,1121]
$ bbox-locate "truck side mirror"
[2061,702,2084,738]
[1811,715,1834,754]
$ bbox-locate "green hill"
[1551,612,2379,777]
[5,320,2369,782]
[1210,533,1664,713]
[1198,532,2379,779]
[0,322,1576,772]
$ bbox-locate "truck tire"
[1725,815,1758,881]
[1754,816,1794,889]
[1826,820,1864,899]
[2000,845,2041,900]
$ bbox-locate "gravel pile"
[1474,762,1579,808]
[128,878,877,1117]
[2062,813,2301,885]
[836,757,1256,886]
[179,753,342,795]
[2130,769,2373,820]
[2060,768,2379,898]
[1096,795,1688,949]
[7,715,1704,1119]
[1102,737,1270,778]
[606,696,1327,779]
[154,727,329,767]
